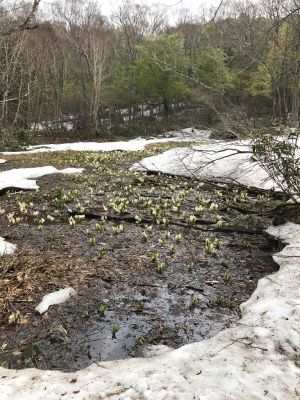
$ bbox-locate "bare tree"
[55,0,115,133]
[113,1,167,61]
[0,0,42,36]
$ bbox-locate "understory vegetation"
[253,128,300,198]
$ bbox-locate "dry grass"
[0,247,93,324]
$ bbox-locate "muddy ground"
[0,146,285,371]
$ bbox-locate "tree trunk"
[163,99,169,117]
[290,61,300,127]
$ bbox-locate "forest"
[0,0,300,143]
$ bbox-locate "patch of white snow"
[0,237,16,255]
[2,129,210,155]
[35,288,77,314]
[131,141,282,190]
[142,344,172,358]
[0,166,83,192]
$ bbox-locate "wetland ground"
[0,144,284,371]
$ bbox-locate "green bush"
[253,128,299,199]
[0,128,32,151]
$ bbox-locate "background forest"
[0,0,300,143]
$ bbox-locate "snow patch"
[2,129,210,155]
[35,288,77,314]
[142,344,172,358]
[0,166,83,192]
[0,237,16,255]
[130,141,288,190]
[0,159,6,164]
[0,222,299,399]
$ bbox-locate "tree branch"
[1,0,42,36]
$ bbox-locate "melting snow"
[0,222,299,399]
[35,288,77,314]
[2,129,210,155]
[0,237,16,256]
[0,166,83,192]
[130,141,283,190]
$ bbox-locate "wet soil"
[0,150,282,371]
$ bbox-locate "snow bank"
[130,141,283,190]
[0,166,83,192]
[0,237,16,255]
[35,288,77,314]
[0,222,299,399]
[2,129,210,155]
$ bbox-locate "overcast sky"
[99,0,221,16]
[102,0,223,22]
[43,0,224,22]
